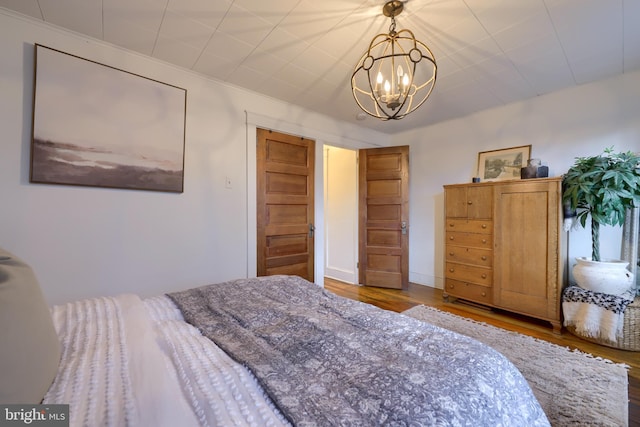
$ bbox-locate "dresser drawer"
[445,219,493,234]
[446,232,492,249]
[445,262,492,286]
[444,279,492,304]
[445,246,492,267]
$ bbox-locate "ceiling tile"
[216,3,273,46]
[241,50,287,76]
[256,27,309,62]
[192,51,237,80]
[312,20,364,64]
[546,0,623,64]
[278,0,345,45]
[156,9,215,51]
[474,66,536,104]
[569,50,623,85]
[233,0,301,25]
[0,0,42,19]
[293,45,340,79]
[38,0,103,39]
[103,17,157,56]
[503,31,566,68]
[491,10,556,53]
[276,61,319,89]
[153,35,202,69]
[166,0,231,30]
[446,37,503,70]
[258,76,301,102]
[514,50,575,95]
[226,64,269,91]
[465,0,547,34]
[201,31,255,63]
[104,0,167,33]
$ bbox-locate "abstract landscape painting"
[30,45,187,193]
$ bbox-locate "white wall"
[0,10,390,304]
[399,70,640,288]
[324,146,358,284]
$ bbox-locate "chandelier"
[351,1,437,120]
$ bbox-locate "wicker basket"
[566,296,639,351]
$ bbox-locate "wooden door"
[359,146,409,289]
[257,128,315,281]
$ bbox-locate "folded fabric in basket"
[562,285,635,343]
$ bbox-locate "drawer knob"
[448,284,454,289]
[449,268,455,273]
[467,201,473,205]
[481,274,487,279]
[481,256,487,261]
[481,224,487,229]
[449,223,455,227]
[482,239,487,244]
[450,236,455,240]
[481,292,486,297]
[449,252,454,256]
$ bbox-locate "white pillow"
[0,248,61,403]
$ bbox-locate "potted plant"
[562,147,640,295]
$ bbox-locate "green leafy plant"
[562,147,640,261]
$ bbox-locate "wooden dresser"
[443,177,566,332]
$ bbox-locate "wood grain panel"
[368,253,401,271]
[445,262,492,286]
[359,146,409,289]
[367,204,401,221]
[257,128,315,281]
[366,229,401,247]
[266,234,308,258]
[367,179,401,197]
[445,219,493,234]
[444,279,492,304]
[446,232,493,249]
[267,204,307,225]
[367,153,401,172]
[266,140,308,166]
[446,246,492,267]
[266,172,307,195]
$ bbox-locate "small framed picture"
[477,145,531,181]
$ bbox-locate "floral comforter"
[169,275,549,426]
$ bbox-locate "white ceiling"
[2,0,639,134]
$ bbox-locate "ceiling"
[2,0,639,134]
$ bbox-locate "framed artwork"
[30,44,187,193]
[477,145,531,182]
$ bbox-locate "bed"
[0,248,550,426]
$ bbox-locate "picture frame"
[477,145,531,182]
[30,44,187,193]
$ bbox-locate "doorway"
[324,146,358,284]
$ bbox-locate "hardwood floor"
[324,278,640,426]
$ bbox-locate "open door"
[256,128,315,281]
[359,146,409,289]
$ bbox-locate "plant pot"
[572,257,634,296]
